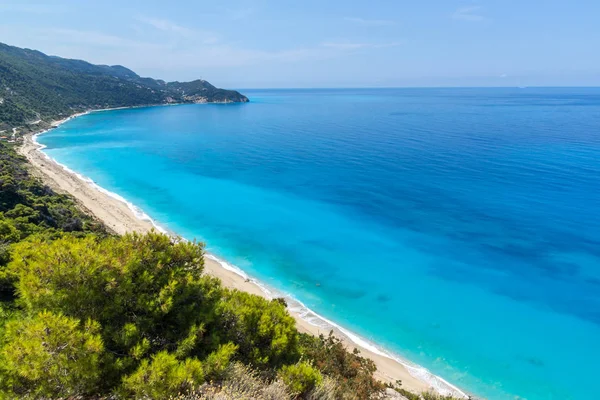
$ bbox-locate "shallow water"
[39,88,600,399]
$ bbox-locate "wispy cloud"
[322,42,369,50]
[43,28,158,49]
[344,17,396,26]
[135,15,219,44]
[225,6,255,21]
[32,26,329,70]
[135,16,194,35]
[452,6,485,22]
[322,41,402,50]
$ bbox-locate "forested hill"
[0,42,248,130]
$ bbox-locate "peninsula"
[0,42,248,133]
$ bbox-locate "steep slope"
[0,42,248,130]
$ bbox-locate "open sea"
[37,88,600,400]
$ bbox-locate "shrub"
[299,332,385,399]
[0,311,104,398]
[204,342,238,382]
[6,232,224,389]
[215,290,299,368]
[280,361,323,396]
[121,351,204,399]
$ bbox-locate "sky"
[1,0,599,88]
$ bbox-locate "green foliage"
[7,232,223,387]
[0,310,103,398]
[0,42,248,130]
[121,351,204,399]
[215,290,300,368]
[0,142,104,242]
[299,331,385,399]
[0,141,104,302]
[0,302,17,338]
[0,226,392,398]
[204,342,239,382]
[280,361,323,396]
[0,217,19,243]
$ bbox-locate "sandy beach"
[18,121,464,398]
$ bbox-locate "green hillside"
[0,42,248,131]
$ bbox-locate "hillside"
[0,42,248,131]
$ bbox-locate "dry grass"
[170,363,344,400]
[171,363,291,400]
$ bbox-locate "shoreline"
[19,109,469,399]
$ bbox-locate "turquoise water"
[38,88,600,399]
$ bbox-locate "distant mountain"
[0,42,248,130]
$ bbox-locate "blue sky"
[1,0,599,88]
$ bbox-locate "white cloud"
[322,42,369,50]
[322,41,402,50]
[134,15,219,44]
[225,6,255,21]
[43,28,159,49]
[28,26,327,71]
[344,17,396,26]
[452,6,485,22]
[6,11,402,80]
[135,16,193,35]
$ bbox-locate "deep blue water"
[39,88,600,399]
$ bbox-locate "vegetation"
[0,142,468,399]
[0,42,248,131]
[299,332,385,399]
[0,140,105,300]
[0,227,391,399]
[279,362,323,396]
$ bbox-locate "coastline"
[18,110,469,399]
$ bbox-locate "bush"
[5,232,226,387]
[121,351,204,399]
[299,332,385,399]
[204,342,238,382]
[0,311,103,398]
[280,361,323,396]
[215,290,300,368]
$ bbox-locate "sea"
[37,88,600,400]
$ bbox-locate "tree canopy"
[0,229,387,399]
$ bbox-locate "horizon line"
[235,85,600,90]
